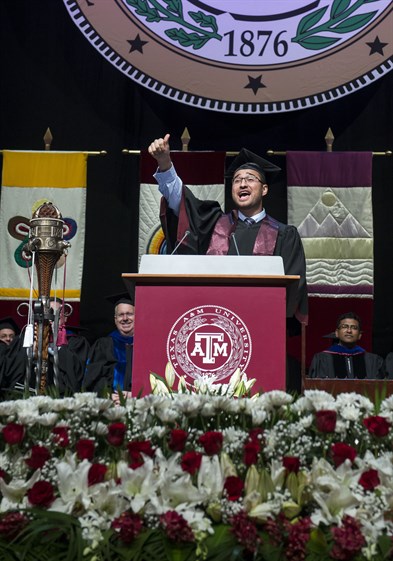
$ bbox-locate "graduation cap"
[66,325,89,336]
[0,317,20,335]
[106,291,135,307]
[225,148,281,182]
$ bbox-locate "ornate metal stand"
[23,202,70,393]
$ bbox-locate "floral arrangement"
[0,389,393,560]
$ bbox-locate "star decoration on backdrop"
[128,34,148,54]
[244,75,266,95]
[366,36,388,55]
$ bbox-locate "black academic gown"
[0,333,89,394]
[160,185,308,325]
[83,336,133,394]
[308,346,385,379]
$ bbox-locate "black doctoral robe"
[308,345,385,379]
[0,333,89,394]
[83,336,133,394]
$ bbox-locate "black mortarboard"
[106,291,135,307]
[0,317,20,334]
[226,148,281,182]
[66,325,89,336]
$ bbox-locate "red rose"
[331,442,357,468]
[27,480,55,508]
[283,456,300,473]
[181,451,202,475]
[249,428,263,443]
[243,441,260,466]
[88,463,108,486]
[224,476,244,501]
[315,410,337,433]
[0,512,29,540]
[111,511,143,544]
[2,423,25,445]
[363,416,391,437]
[359,469,380,490]
[25,445,51,470]
[107,423,127,446]
[169,429,188,452]
[127,440,154,469]
[199,431,223,455]
[52,426,70,447]
[76,439,95,461]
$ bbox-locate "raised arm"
[148,133,182,215]
[148,133,172,172]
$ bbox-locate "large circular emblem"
[63,1,393,113]
[167,304,251,381]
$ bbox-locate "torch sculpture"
[23,202,70,394]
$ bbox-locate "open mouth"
[238,191,250,199]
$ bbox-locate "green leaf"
[165,28,210,49]
[189,11,218,33]
[164,0,184,18]
[297,35,340,50]
[330,0,351,19]
[125,0,160,22]
[296,6,328,35]
[332,11,377,33]
[376,533,393,557]
[307,527,329,553]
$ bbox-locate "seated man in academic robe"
[83,297,134,394]
[148,134,308,327]
[308,312,385,379]
[0,317,19,348]
[0,300,89,394]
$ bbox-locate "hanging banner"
[63,1,393,114]
[0,151,87,300]
[287,151,373,298]
[138,150,225,264]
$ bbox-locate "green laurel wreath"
[125,0,222,49]
[292,0,379,50]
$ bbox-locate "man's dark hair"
[336,312,362,331]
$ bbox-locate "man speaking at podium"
[148,134,308,327]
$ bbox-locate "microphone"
[170,230,190,255]
[231,232,240,256]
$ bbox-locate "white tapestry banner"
[287,151,373,298]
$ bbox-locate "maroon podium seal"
[167,304,252,381]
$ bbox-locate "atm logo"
[167,305,252,381]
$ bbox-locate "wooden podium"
[303,377,393,398]
[123,255,299,396]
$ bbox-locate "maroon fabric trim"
[286,151,372,187]
[207,213,279,256]
[139,150,226,183]
[308,284,374,295]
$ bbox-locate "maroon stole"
[206,211,279,255]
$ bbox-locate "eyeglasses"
[232,174,262,186]
[115,312,134,319]
[338,324,360,331]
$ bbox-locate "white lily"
[197,456,224,502]
[0,470,41,510]
[50,456,92,514]
[165,362,176,389]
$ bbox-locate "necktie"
[244,217,255,227]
